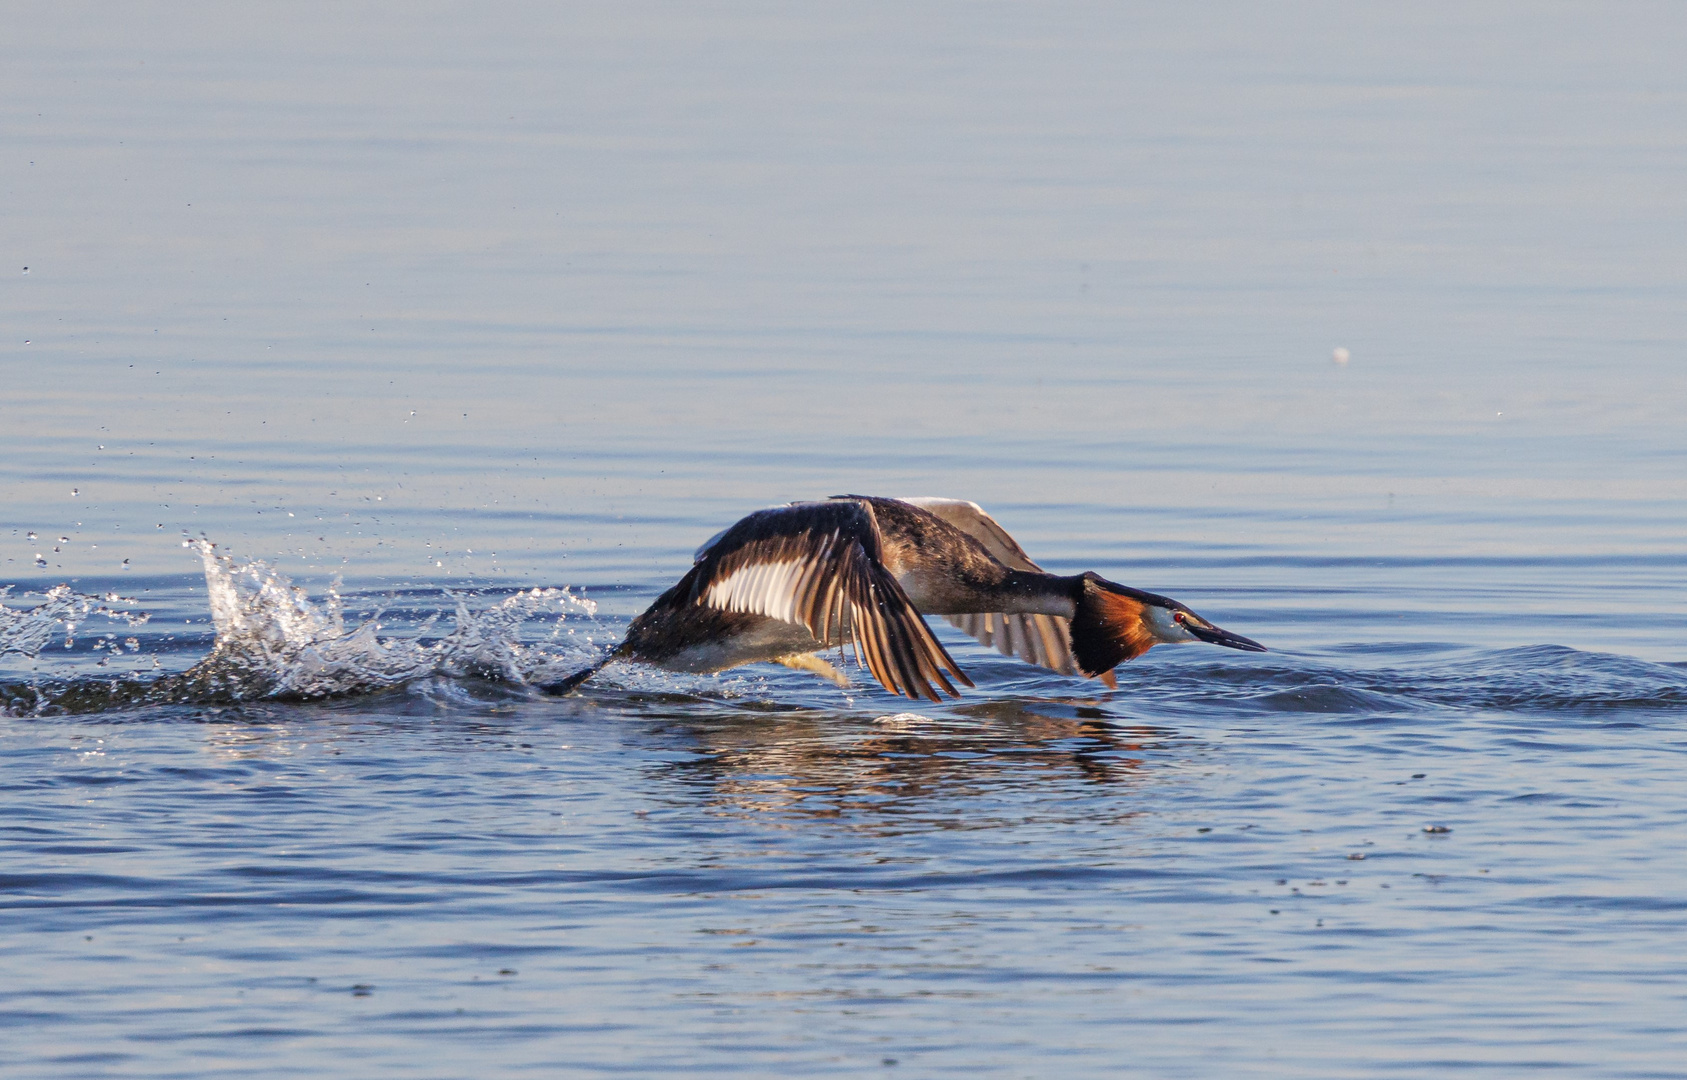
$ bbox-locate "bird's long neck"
[993,569,1083,617]
[897,565,1081,618]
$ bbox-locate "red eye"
[1173,611,1186,624]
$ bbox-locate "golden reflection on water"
[656,698,1181,827]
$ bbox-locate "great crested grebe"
[550,495,1264,701]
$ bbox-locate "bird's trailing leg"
[536,651,620,695]
[773,652,851,687]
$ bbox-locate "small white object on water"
[1332,347,1350,364]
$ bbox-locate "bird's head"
[1144,599,1268,652]
[1069,573,1265,677]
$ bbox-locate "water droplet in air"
[58,536,69,543]
[34,554,47,567]
[26,532,36,540]
[70,488,79,497]
[1332,347,1350,364]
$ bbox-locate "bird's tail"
[1067,574,1159,677]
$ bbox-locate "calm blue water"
[5,3,1687,1076]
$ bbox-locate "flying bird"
[550,495,1264,700]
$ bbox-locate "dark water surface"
[5,3,1687,1076]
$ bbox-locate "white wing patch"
[698,528,849,642]
[704,558,807,624]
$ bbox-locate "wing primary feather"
[1020,616,1042,665]
[841,547,866,671]
[872,558,964,698]
[875,586,919,699]
[818,533,844,638]
[888,583,944,700]
[914,631,956,699]
[870,581,915,698]
[792,535,827,629]
[879,586,930,700]
[822,575,843,653]
[918,634,957,696]
[855,579,897,696]
[887,576,952,699]
[873,582,923,699]
[1032,616,1064,671]
[944,608,1081,681]
[795,560,821,639]
[1003,616,1027,664]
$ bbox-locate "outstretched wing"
[896,497,1117,690]
[687,500,972,702]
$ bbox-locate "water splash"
[185,539,598,700]
[2,542,600,715]
[0,584,150,658]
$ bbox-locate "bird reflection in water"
[653,700,1180,825]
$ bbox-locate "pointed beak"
[1184,620,1267,653]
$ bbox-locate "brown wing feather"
[689,500,971,701]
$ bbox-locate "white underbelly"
[657,618,831,674]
